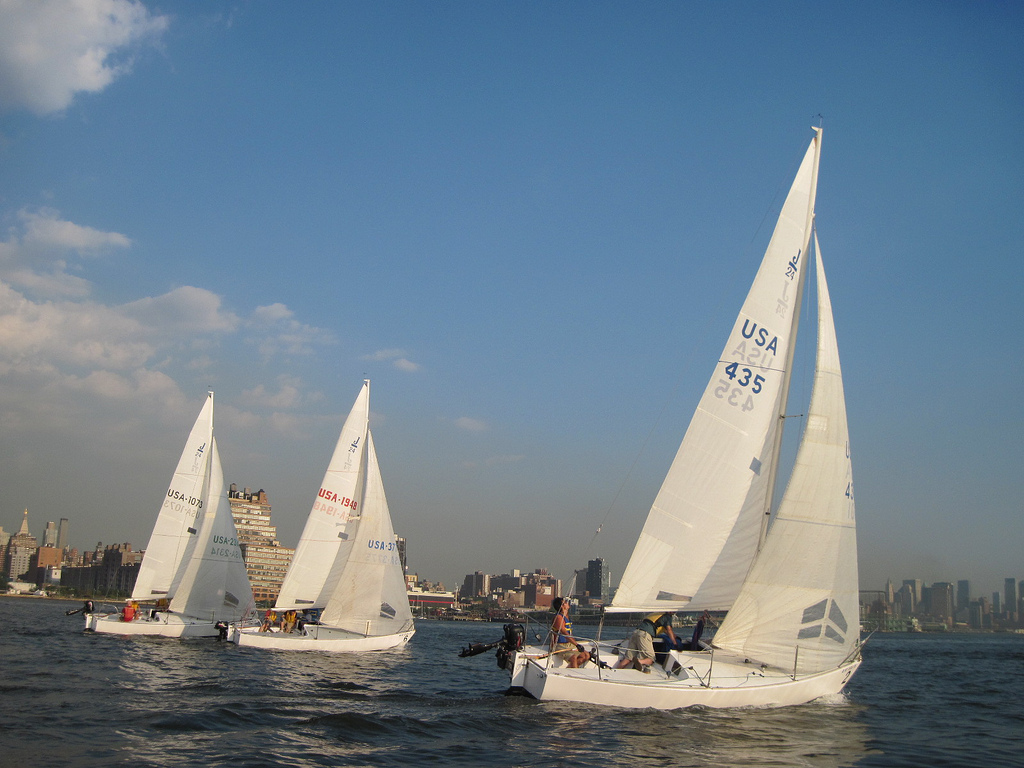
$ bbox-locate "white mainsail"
[319,430,412,635]
[169,437,254,622]
[712,233,859,673]
[274,381,370,610]
[132,392,214,601]
[612,133,821,612]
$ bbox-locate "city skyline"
[4,505,1018,604]
[1,3,1021,596]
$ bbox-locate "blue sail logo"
[797,598,847,644]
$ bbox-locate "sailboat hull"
[230,623,414,652]
[87,612,224,638]
[509,646,860,710]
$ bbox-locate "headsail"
[169,437,254,622]
[319,430,412,636]
[712,233,859,673]
[274,381,370,610]
[132,393,214,601]
[611,131,822,613]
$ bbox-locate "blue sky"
[1,1,1021,600]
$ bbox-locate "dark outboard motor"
[459,622,527,671]
[495,623,525,670]
[215,621,229,641]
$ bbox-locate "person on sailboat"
[615,612,679,671]
[549,597,590,668]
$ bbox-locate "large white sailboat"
[231,381,414,652]
[89,394,255,638]
[495,128,861,708]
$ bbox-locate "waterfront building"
[29,546,62,586]
[60,543,141,595]
[406,574,456,615]
[461,571,490,598]
[227,484,294,606]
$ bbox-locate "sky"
[0,0,1021,600]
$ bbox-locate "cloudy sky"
[1,0,1021,598]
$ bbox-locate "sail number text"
[367,539,396,552]
[714,362,766,412]
[315,487,358,519]
[163,489,202,517]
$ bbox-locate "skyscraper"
[1004,578,1018,622]
[586,557,611,603]
[956,580,970,616]
[57,518,69,551]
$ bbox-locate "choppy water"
[1,597,1022,768]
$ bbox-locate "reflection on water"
[3,598,1022,768]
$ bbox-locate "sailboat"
[497,127,861,708]
[231,381,415,652]
[88,393,255,638]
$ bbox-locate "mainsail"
[132,393,214,601]
[275,381,370,610]
[169,437,254,622]
[712,233,859,673]
[611,133,821,612]
[319,430,413,635]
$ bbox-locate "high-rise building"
[4,510,38,581]
[1004,578,1018,622]
[586,558,611,603]
[57,518,69,551]
[902,579,923,613]
[42,521,58,548]
[227,484,294,606]
[956,580,970,615]
[929,582,954,626]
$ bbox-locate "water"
[2,597,1022,768]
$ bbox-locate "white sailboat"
[89,394,255,638]
[501,127,861,708]
[231,381,414,652]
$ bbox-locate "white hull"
[230,623,414,652]
[509,644,860,710]
[87,612,224,638]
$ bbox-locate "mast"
[757,126,822,549]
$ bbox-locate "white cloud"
[364,348,406,362]
[122,286,240,336]
[454,416,488,433]
[393,357,420,372]
[0,208,131,298]
[0,0,170,115]
[363,347,421,372]
[240,377,304,410]
[248,302,334,358]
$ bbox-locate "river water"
[1,596,1021,768]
